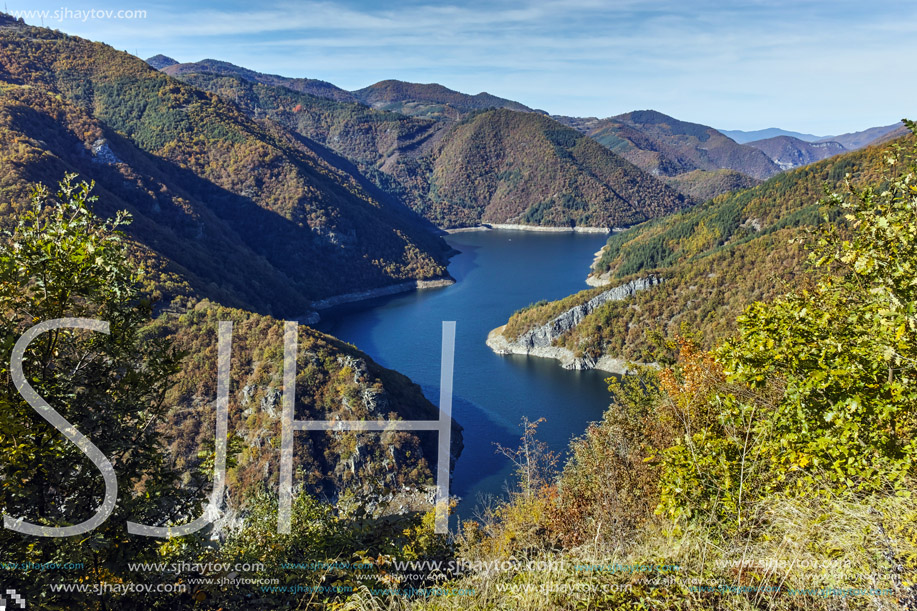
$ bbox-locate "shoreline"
[585,273,612,287]
[485,277,663,374]
[486,326,632,375]
[586,247,612,286]
[445,223,613,234]
[304,223,612,324]
[306,278,456,320]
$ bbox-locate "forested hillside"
[746,135,847,170]
[3,8,913,609]
[0,16,451,317]
[164,66,689,228]
[0,175,459,609]
[557,110,780,199]
[495,131,913,364]
[414,128,917,609]
[428,109,688,227]
[351,79,534,119]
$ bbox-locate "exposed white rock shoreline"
[586,247,614,286]
[298,278,455,325]
[586,271,614,287]
[486,326,633,374]
[486,277,662,374]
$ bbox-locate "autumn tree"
[0,176,195,609]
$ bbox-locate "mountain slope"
[556,110,780,199]
[351,79,534,120]
[490,131,914,367]
[162,59,360,104]
[154,303,458,505]
[170,71,445,174]
[599,110,782,180]
[0,13,462,513]
[661,168,759,203]
[872,123,910,145]
[816,122,903,150]
[163,67,688,229]
[0,18,451,316]
[428,109,688,227]
[746,135,847,170]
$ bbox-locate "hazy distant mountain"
[719,127,822,144]
[871,123,910,146]
[746,136,847,170]
[816,122,903,150]
[162,59,360,103]
[727,123,904,170]
[722,123,904,151]
[145,54,178,69]
[351,80,535,120]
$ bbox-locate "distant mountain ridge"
[746,136,847,170]
[163,64,688,229]
[150,57,905,185]
[161,59,360,104]
[741,123,905,170]
[721,123,903,150]
[555,110,778,200]
[351,79,536,120]
[719,127,822,143]
[154,58,535,120]
[816,122,903,150]
[148,57,907,212]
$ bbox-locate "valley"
[1,8,914,609]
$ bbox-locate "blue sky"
[8,0,915,134]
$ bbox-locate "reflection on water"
[316,230,616,516]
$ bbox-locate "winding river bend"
[316,230,614,516]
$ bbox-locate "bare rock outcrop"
[487,276,662,373]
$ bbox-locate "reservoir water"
[316,230,615,516]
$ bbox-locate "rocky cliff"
[486,277,662,373]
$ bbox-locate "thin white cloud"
[11,0,916,132]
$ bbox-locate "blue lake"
[316,230,615,517]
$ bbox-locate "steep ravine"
[486,277,662,373]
